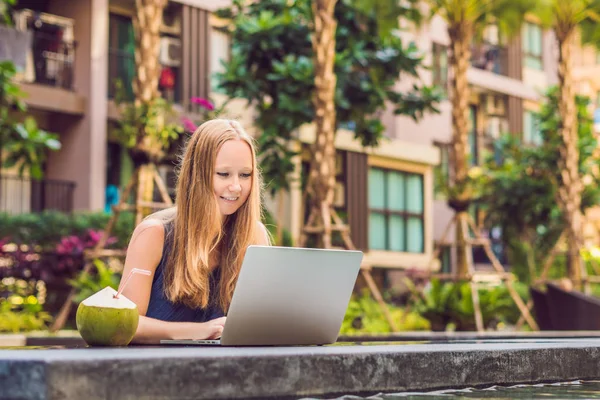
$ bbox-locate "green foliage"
[3,117,61,179]
[340,290,430,334]
[262,209,293,246]
[0,61,60,178]
[0,211,134,249]
[215,0,440,195]
[68,260,121,304]
[0,277,52,333]
[0,0,15,25]
[480,87,600,282]
[112,80,183,164]
[532,1,600,46]
[407,278,530,331]
[427,0,536,39]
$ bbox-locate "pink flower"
[182,117,197,132]
[190,97,215,111]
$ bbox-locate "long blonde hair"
[162,119,264,312]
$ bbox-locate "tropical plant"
[340,290,430,334]
[0,277,52,333]
[407,278,530,331]
[424,0,535,277]
[532,0,600,287]
[481,88,600,283]
[0,0,15,25]
[216,0,440,246]
[112,80,182,167]
[68,260,121,304]
[3,117,61,178]
[0,61,61,179]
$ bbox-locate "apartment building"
[5,1,570,276]
[0,0,237,213]
[389,15,559,274]
[0,0,442,272]
[572,40,600,244]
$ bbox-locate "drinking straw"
[114,268,151,299]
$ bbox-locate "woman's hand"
[171,317,227,340]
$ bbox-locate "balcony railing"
[471,42,509,77]
[0,175,76,214]
[28,30,76,90]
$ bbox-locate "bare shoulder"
[130,218,165,244]
[125,219,167,272]
[256,221,272,246]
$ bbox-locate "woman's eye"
[240,173,252,178]
[217,172,229,177]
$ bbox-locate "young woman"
[119,119,271,344]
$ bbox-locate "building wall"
[44,0,108,211]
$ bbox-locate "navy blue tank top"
[145,221,225,322]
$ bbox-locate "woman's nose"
[229,179,241,192]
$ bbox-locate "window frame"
[523,22,543,70]
[368,167,425,253]
[523,110,542,146]
[432,42,449,95]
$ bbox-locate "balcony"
[2,9,86,115]
[0,175,76,214]
[26,30,76,90]
[470,42,508,77]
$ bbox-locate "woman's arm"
[119,220,225,344]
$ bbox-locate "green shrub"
[408,278,530,331]
[340,290,430,335]
[0,277,52,333]
[0,211,134,249]
[68,260,122,304]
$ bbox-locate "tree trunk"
[555,26,583,288]
[132,0,167,108]
[448,21,474,278]
[132,0,167,217]
[305,0,338,248]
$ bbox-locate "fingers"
[208,324,224,340]
[212,316,227,326]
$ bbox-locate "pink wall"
[45,0,108,211]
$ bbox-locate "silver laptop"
[160,245,363,346]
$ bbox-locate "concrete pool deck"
[3,337,600,399]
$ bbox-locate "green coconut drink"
[76,286,139,346]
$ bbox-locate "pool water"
[306,380,600,399]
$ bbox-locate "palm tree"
[534,0,600,288]
[425,0,534,278]
[303,0,339,249]
[49,0,170,331]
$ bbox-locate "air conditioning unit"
[159,37,182,67]
[160,12,182,35]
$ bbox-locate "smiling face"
[213,139,254,216]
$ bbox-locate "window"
[523,110,542,146]
[210,27,230,93]
[468,105,478,165]
[368,168,424,253]
[108,14,135,100]
[523,22,543,70]
[432,43,448,95]
[108,8,182,103]
[434,142,450,199]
